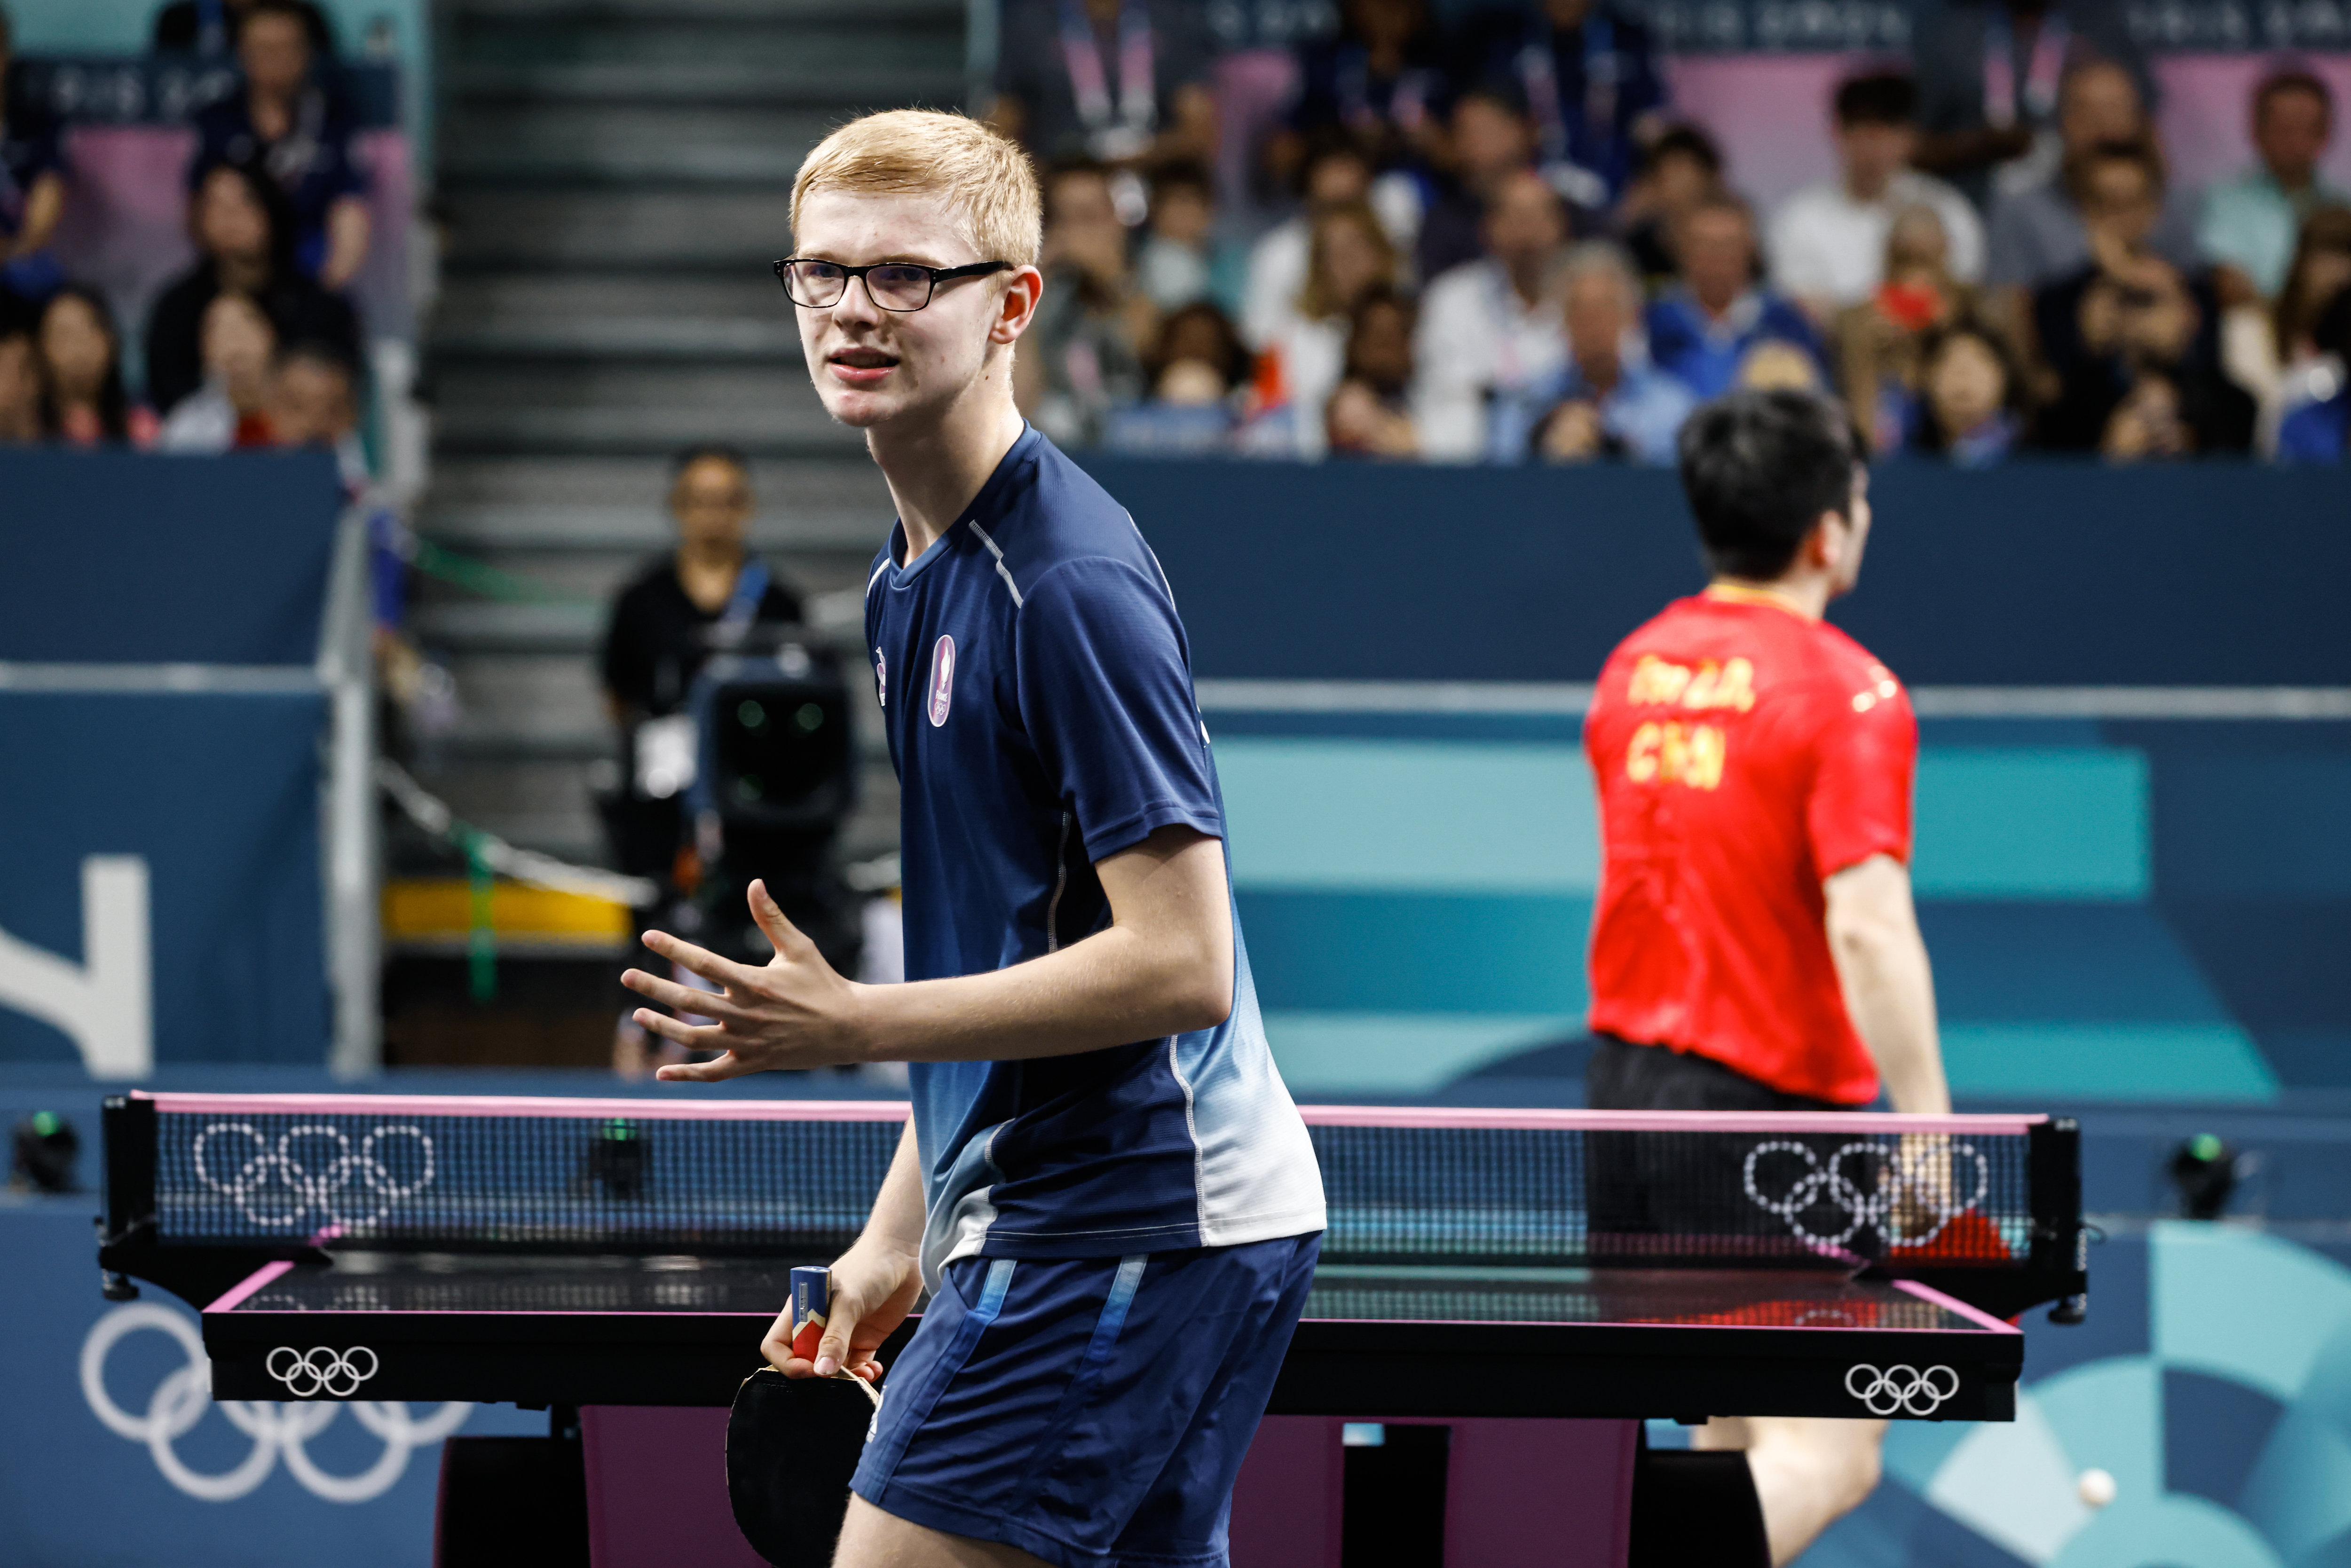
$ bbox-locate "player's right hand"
[764,1241,922,1383]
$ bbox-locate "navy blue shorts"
[850,1233,1322,1568]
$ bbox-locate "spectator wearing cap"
[0,7,66,314]
[189,0,370,287]
[1616,124,1723,290]
[1490,241,1694,464]
[1412,167,1571,459]
[2275,285,2349,461]
[1448,0,1666,213]
[1413,84,1540,285]
[1768,72,1986,323]
[2199,70,2348,302]
[2030,140,2252,457]
[1910,0,2150,210]
[990,0,1216,168]
[146,160,361,416]
[1983,59,2200,295]
[1644,192,1823,401]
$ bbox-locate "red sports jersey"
[1583,586,1917,1104]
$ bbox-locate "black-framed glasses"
[773,258,1011,312]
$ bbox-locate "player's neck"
[874,386,1027,565]
[1706,575,1829,621]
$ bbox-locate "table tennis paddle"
[728,1268,886,1568]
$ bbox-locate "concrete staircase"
[410,0,967,870]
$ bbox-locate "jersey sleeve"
[1013,556,1222,862]
[1806,677,1917,880]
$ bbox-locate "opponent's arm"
[624,822,1233,1079]
[764,1117,927,1380]
[1822,853,1950,1115]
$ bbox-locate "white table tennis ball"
[2076,1468,2117,1509]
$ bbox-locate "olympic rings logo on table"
[192,1121,437,1230]
[80,1302,469,1503]
[1844,1363,1961,1416]
[267,1345,379,1398]
[1742,1139,1990,1249]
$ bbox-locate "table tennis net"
[134,1097,2044,1272]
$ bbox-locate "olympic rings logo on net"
[1741,1139,1990,1249]
[192,1121,437,1230]
[268,1345,379,1397]
[80,1303,470,1503]
[1845,1363,1961,1416]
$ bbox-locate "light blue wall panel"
[1912,749,2149,899]
[1217,739,1598,893]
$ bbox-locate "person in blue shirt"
[622,109,1327,1568]
[1645,191,1825,401]
[0,8,66,312]
[1490,240,1694,462]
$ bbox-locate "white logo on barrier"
[80,1303,470,1503]
[193,1122,437,1229]
[1845,1363,1960,1416]
[0,854,151,1077]
[1743,1139,1990,1249]
[267,1346,379,1397]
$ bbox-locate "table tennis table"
[99,1092,2086,1567]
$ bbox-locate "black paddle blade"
[727,1368,877,1568]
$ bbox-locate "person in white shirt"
[1768,71,1985,323]
[1410,168,1571,459]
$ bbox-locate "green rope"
[459,828,498,1003]
[410,539,599,607]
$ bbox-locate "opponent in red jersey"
[1584,390,1950,1565]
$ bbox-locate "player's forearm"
[1828,915,1949,1115]
[1824,857,1950,1115]
[851,1119,928,1264]
[849,916,1232,1064]
[321,198,371,289]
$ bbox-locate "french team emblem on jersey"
[928,635,955,726]
[875,648,887,708]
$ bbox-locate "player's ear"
[993,266,1045,344]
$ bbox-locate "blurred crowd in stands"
[988,0,2351,464]
[0,0,373,472]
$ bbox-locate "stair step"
[449,60,961,107]
[450,0,961,23]
[440,105,842,186]
[441,190,799,268]
[432,363,859,456]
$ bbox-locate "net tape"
[149,1104,2036,1268]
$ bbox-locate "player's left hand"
[623,880,866,1080]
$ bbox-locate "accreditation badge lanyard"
[1518,15,1619,170]
[1059,0,1157,161]
[1982,7,2069,129]
[712,558,772,649]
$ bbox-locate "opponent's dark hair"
[1676,389,1861,581]
[671,442,750,479]
[1835,71,1918,128]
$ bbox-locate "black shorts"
[1583,1036,1878,1262]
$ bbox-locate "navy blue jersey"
[864,426,1324,1287]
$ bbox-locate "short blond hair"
[792,110,1043,269]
